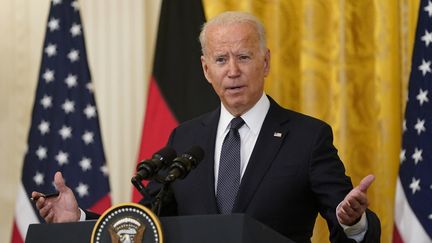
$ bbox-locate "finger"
[341,202,358,218]
[45,210,54,223]
[31,191,45,201]
[35,197,46,210]
[39,203,52,218]
[346,195,366,209]
[338,205,362,225]
[358,174,375,193]
[337,207,353,224]
[54,171,67,193]
[31,191,44,198]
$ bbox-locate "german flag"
[132,0,218,201]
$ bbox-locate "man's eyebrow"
[213,52,228,56]
[237,52,253,56]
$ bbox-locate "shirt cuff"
[79,208,86,221]
[336,203,368,242]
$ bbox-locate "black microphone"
[164,146,204,183]
[134,146,177,181]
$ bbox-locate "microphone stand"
[131,176,152,200]
[131,174,173,216]
[151,179,172,216]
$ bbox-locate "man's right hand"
[31,171,81,223]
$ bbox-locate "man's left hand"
[336,174,375,226]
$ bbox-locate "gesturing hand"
[336,174,375,226]
[31,171,81,223]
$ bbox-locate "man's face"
[201,22,270,116]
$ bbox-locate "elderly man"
[33,11,380,243]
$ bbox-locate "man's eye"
[215,58,226,64]
[239,55,250,61]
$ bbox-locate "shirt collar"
[219,93,270,135]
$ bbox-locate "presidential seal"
[91,203,163,243]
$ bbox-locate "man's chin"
[223,100,252,116]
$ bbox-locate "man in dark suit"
[33,11,380,243]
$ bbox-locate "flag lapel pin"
[273,132,282,138]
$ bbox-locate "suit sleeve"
[309,123,380,243]
[83,209,100,220]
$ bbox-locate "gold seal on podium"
[91,203,163,243]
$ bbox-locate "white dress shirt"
[214,93,270,192]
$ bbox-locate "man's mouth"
[226,85,245,90]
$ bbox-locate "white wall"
[0,0,161,241]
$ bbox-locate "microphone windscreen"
[155,146,177,162]
[185,145,205,162]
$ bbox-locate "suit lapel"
[233,99,290,212]
[198,108,220,213]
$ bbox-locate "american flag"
[394,0,432,242]
[11,0,111,242]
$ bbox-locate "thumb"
[53,171,68,193]
[358,174,375,193]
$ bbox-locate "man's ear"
[201,55,211,83]
[263,49,271,77]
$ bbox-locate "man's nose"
[227,59,240,78]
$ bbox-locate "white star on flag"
[414,119,426,135]
[418,59,432,76]
[84,105,96,119]
[40,95,53,109]
[33,172,44,186]
[42,69,55,83]
[422,30,432,46]
[86,82,94,93]
[400,149,406,164]
[35,146,48,160]
[75,182,89,198]
[70,23,82,37]
[416,88,429,105]
[79,157,92,171]
[412,147,423,164]
[55,150,69,166]
[100,164,109,176]
[59,125,72,140]
[47,18,60,32]
[67,49,79,62]
[71,0,79,11]
[410,177,421,194]
[44,43,57,57]
[38,120,50,135]
[425,0,432,17]
[82,131,94,145]
[62,99,75,113]
[65,74,78,88]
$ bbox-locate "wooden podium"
[26,214,294,243]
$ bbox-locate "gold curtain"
[202,0,419,242]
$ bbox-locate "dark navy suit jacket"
[161,96,380,243]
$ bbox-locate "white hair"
[199,11,267,54]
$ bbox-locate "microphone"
[134,146,177,181]
[164,146,204,183]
